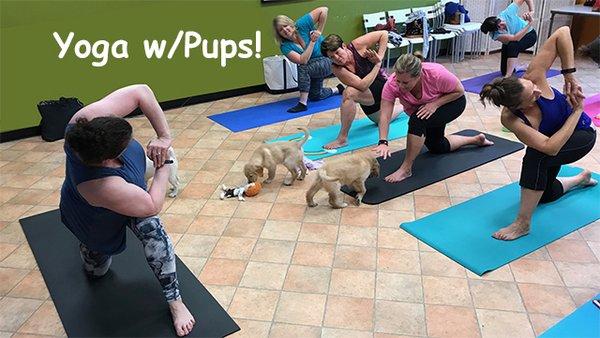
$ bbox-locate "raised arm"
[333,50,382,92]
[496,15,534,43]
[310,7,328,34]
[70,84,172,165]
[352,31,388,61]
[514,0,534,12]
[524,27,577,92]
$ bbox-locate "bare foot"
[580,170,598,187]
[169,299,195,337]
[323,138,348,150]
[492,219,530,241]
[385,167,412,183]
[476,134,494,147]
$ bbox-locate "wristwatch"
[560,68,576,75]
[378,139,388,146]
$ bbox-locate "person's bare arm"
[285,42,316,65]
[514,0,534,12]
[77,165,171,218]
[333,52,382,92]
[416,80,464,119]
[352,31,388,61]
[502,97,584,156]
[309,7,328,34]
[69,84,172,166]
[525,26,576,91]
[496,17,534,43]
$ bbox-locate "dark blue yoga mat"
[461,69,561,94]
[208,95,342,132]
[401,166,600,275]
[540,294,600,338]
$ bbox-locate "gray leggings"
[79,216,179,302]
[297,56,334,101]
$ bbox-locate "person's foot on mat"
[492,219,530,241]
[336,83,345,95]
[475,133,495,147]
[287,102,307,113]
[169,298,196,336]
[385,166,412,183]
[323,137,348,149]
[579,169,598,187]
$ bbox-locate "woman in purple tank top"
[320,31,402,149]
[479,27,596,241]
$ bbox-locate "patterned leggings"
[79,216,180,302]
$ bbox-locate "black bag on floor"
[37,97,84,142]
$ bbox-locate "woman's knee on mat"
[424,137,451,154]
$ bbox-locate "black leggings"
[501,30,537,76]
[408,95,466,154]
[520,128,596,203]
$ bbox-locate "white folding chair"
[439,1,483,61]
[412,5,457,63]
[387,8,434,59]
[362,11,409,69]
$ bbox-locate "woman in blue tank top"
[60,85,195,336]
[480,27,596,241]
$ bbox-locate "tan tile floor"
[1,53,599,338]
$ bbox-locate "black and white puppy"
[144,147,180,197]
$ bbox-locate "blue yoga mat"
[401,166,600,275]
[268,114,409,160]
[207,95,342,132]
[461,69,561,94]
[540,294,600,338]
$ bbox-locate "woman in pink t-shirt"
[373,53,494,182]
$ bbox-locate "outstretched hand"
[372,144,391,160]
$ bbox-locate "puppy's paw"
[283,180,293,186]
[333,202,348,209]
[168,191,178,198]
[307,202,318,207]
[264,179,273,184]
[355,198,362,206]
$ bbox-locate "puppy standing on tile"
[244,128,309,186]
[145,147,180,197]
[306,153,380,208]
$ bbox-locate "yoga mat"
[461,69,561,94]
[540,293,600,338]
[208,95,342,132]
[584,93,600,127]
[341,130,524,204]
[400,166,600,276]
[20,210,240,337]
[269,114,410,160]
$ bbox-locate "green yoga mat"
[268,114,409,160]
[401,166,600,276]
[540,294,600,338]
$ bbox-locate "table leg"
[547,13,555,39]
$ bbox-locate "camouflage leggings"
[79,216,180,302]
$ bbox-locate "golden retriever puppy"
[306,153,380,208]
[244,128,309,185]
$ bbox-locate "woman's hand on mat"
[310,30,321,42]
[415,102,438,120]
[147,137,172,168]
[364,49,382,65]
[373,144,391,159]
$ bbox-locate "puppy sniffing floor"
[306,153,380,208]
[244,128,309,186]
[145,147,180,197]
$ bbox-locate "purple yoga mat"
[584,93,600,127]
[461,69,561,94]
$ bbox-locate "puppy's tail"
[317,168,339,182]
[296,127,310,147]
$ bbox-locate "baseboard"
[1,84,268,143]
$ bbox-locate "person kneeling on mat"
[480,0,537,77]
[373,52,494,183]
[320,32,402,149]
[480,26,597,241]
[60,84,195,336]
[272,7,343,113]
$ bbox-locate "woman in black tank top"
[320,32,402,150]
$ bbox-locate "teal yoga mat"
[268,114,409,160]
[540,294,600,338]
[401,166,600,276]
